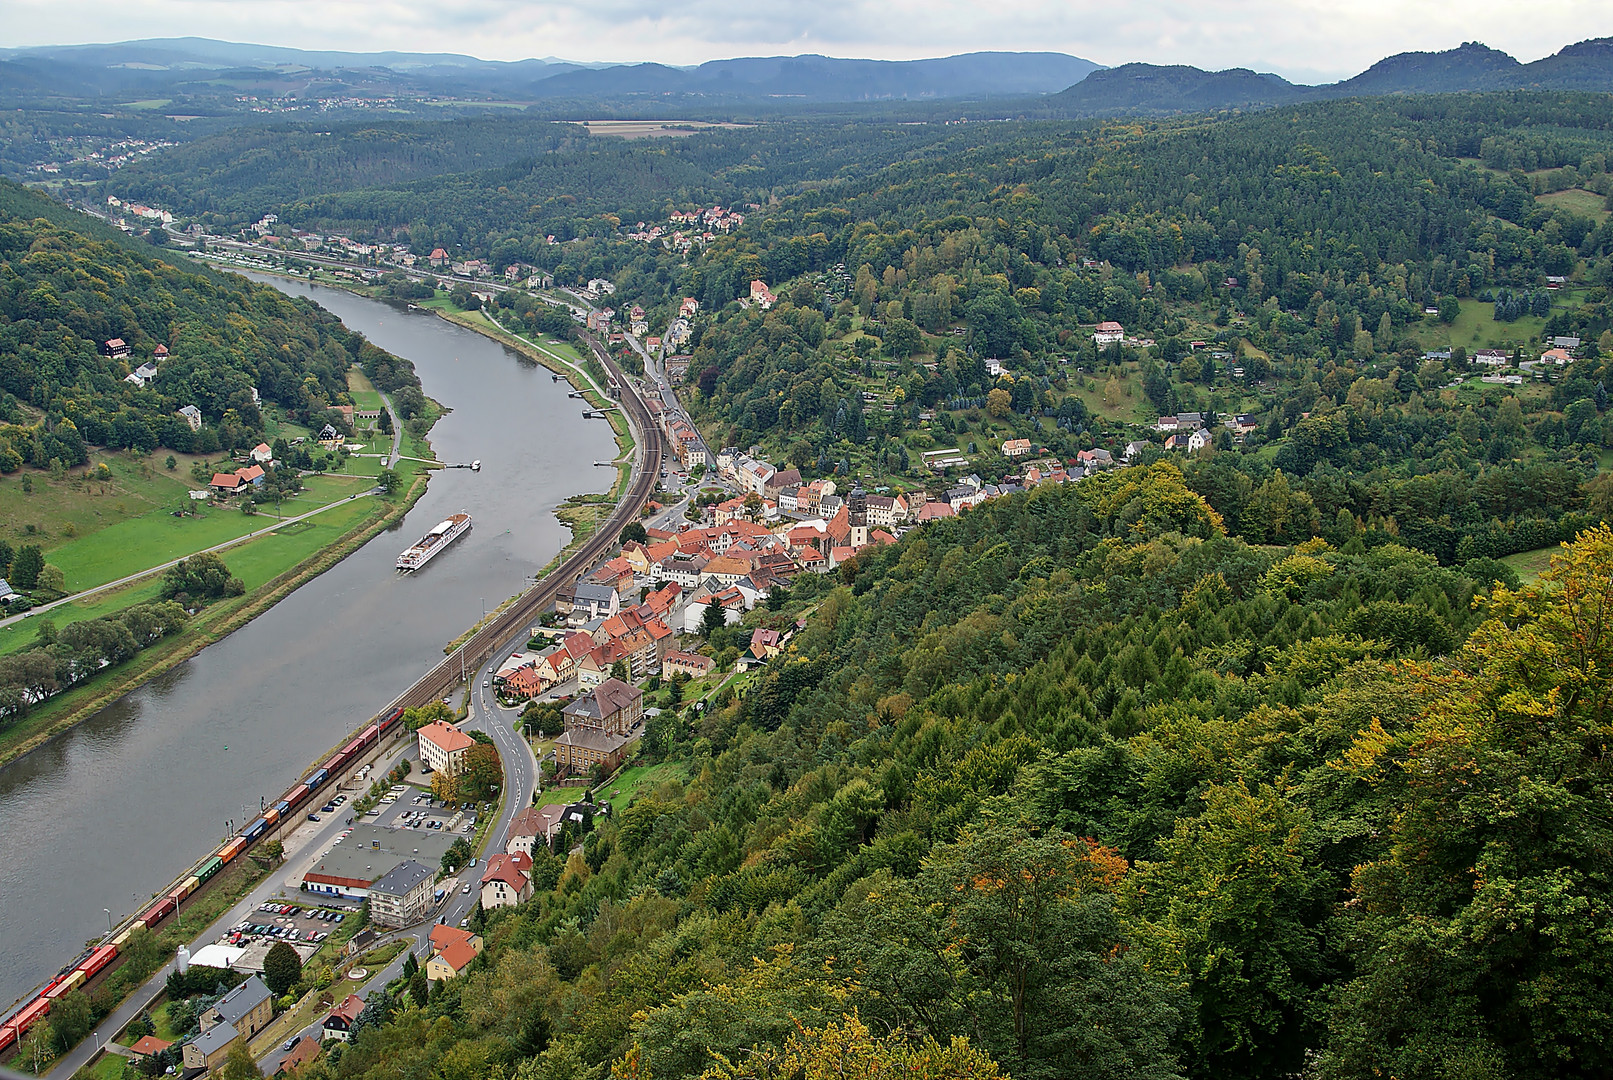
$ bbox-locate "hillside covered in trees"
[0,180,422,467]
[283,468,1613,1080]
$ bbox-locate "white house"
[1092,321,1125,346]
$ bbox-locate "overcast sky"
[7,0,1613,83]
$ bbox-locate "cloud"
[5,0,1612,82]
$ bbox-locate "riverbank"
[0,468,434,768]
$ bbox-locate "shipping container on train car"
[285,783,310,808]
[218,838,247,864]
[196,856,223,883]
[140,897,175,927]
[2,995,52,1045]
[306,767,329,789]
[262,805,282,827]
[80,945,118,981]
[244,817,268,840]
[44,971,85,999]
[111,926,135,950]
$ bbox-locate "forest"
[273,467,1612,1080]
[0,180,422,466]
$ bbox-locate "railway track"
[390,334,663,711]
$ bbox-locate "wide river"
[0,277,617,1006]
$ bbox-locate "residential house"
[179,404,204,431]
[1092,321,1125,346]
[1541,347,1573,366]
[916,501,956,522]
[250,443,273,464]
[680,586,747,632]
[210,471,245,496]
[555,678,643,775]
[183,1023,240,1073]
[200,975,273,1039]
[276,1036,322,1076]
[1473,349,1511,367]
[1123,440,1153,463]
[323,996,366,1042]
[663,651,715,679]
[129,1036,172,1062]
[1187,428,1213,452]
[503,666,544,700]
[562,581,620,623]
[749,627,782,661]
[590,557,636,594]
[418,720,474,776]
[480,852,534,910]
[125,361,159,387]
[1001,438,1034,458]
[367,859,434,928]
[1154,412,1203,433]
[104,338,133,360]
[765,468,802,499]
[506,804,567,856]
[426,925,485,981]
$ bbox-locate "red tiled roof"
[419,720,474,754]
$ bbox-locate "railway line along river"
[0,277,619,1007]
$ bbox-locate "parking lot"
[364,782,490,836]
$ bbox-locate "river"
[0,277,618,1006]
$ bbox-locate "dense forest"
[280,467,1612,1080]
[0,180,421,465]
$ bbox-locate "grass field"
[600,760,689,812]
[13,464,379,597]
[1538,188,1611,222]
[1502,545,1561,584]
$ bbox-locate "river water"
[0,277,617,1006]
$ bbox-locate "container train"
[0,705,406,1054]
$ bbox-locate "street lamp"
[104,908,113,935]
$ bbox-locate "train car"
[341,736,364,757]
[285,783,310,808]
[140,897,175,927]
[272,799,292,820]
[306,767,329,789]
[44,971,85,1000]
[218,838,247,864]
[263,804,283,827]
[111,926,135,950]
[2,996,52,1045]
[244,817,268,841]
[0,1023,18,1053]
[380,705,405,731]
[197,856,224,883]
[80,945,118,981]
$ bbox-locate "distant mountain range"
[5,36,1613,113]
[1049,38,1613,116]
[0,38,1101,104]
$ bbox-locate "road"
[0,488,381,631]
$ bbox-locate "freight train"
[0,705,406,1054]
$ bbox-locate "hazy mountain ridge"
[0,39,1101,104]
[1050,37,1613,115]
